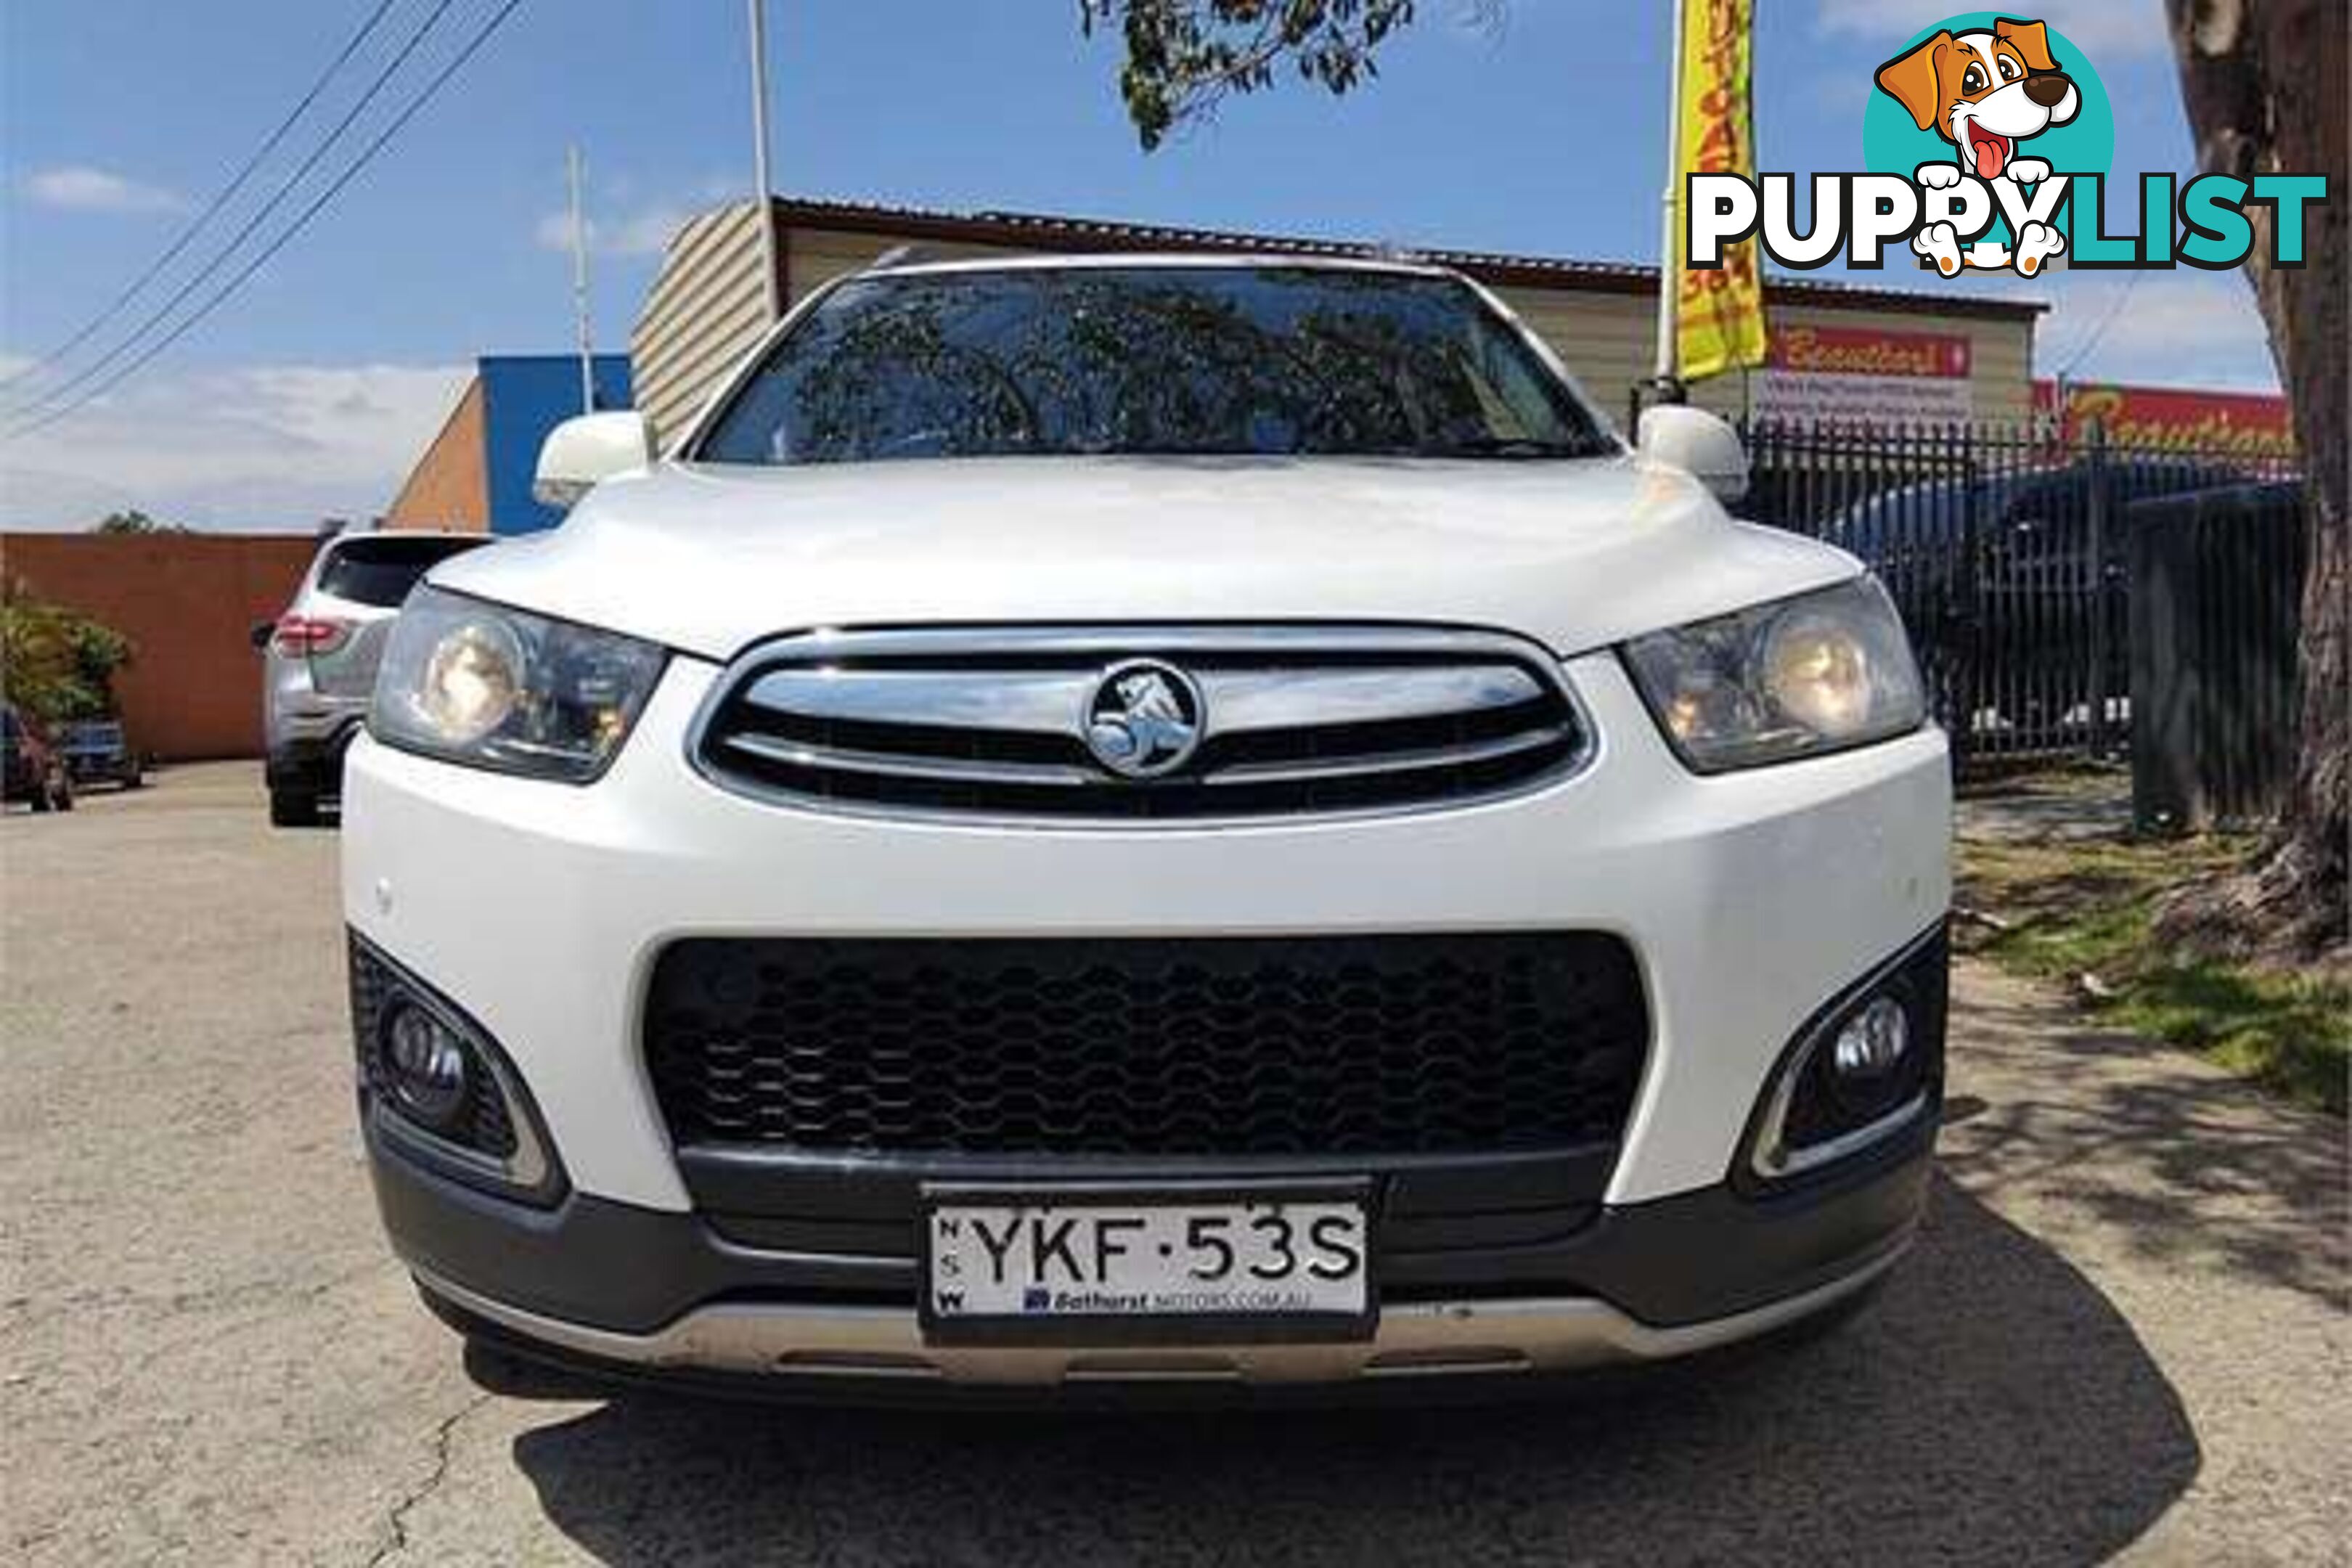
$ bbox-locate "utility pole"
[567,143,595,414]
[748,0,781,322]
[1648,0,1689,411]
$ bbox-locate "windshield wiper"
[1413,436,1590,460]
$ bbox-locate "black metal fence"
[1736,415,2303,777]
[2128,483,2309,829]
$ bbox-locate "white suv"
[343,255,1949,1395]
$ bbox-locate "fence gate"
[1736,416,2300,776]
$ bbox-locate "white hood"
[430,454,1858,663]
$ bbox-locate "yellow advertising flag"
[1671,0,1768,382]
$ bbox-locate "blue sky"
[0,0,2279,529]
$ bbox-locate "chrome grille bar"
[735,663,1550,738]
[693,625,1591,822]
[719,730,1098,788]
[1198,665,1545,735]
[1199,723,1573,787]
[739,669,1082,735]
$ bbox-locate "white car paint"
[342,256,1952,1378]
[430,454,1858,666]
[345,662,1948,1212]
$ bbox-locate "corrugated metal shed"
[632,204,775,446]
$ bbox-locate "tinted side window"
[317,538,483,608]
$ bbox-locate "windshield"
[317,536,484,609]
[695,265,1615,465]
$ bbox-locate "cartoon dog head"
[1877,17,2081,180]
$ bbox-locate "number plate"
[919,1185,1374,1344]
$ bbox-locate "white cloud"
[532,203,692,259]
[0,360,469,531]
[1817,0,2172,57]
[531,173,746,261]
[22,165,189,215]
[2034,267,2279,389]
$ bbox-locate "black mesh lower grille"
[643,934,1649,1159]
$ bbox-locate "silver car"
[255,531,488,826]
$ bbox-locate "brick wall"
[2,532,321,761]
[384,376,491,532]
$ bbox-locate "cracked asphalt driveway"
[4,765,2345,1566]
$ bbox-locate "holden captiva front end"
[342,255,1949,1397]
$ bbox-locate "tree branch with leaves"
[1080,0,1425,148]
[0,579,136,724]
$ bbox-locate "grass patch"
[1957,833,2349,1115]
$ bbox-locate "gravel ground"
[4,764,2344,1567]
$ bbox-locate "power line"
[2052,268,2143,380]
[4,0,460,420]
[0,0,404,393]
[2,0,465,422]
[1,0,529,444]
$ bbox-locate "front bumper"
[64,754,134,784]
[420,1249,1908,1400]
[343,643,1951,1389]
[369,1100,1934,1391]
[267,722,361,797]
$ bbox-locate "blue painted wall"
[480,354,634,536]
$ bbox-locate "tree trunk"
[2159,0,2348,962]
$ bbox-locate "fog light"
[1832,995,1910,1079]
[383,1003,470,1130]
[1745,932,1947,1188]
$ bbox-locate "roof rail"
[1369,240,1429,266]
[865,242,957,272]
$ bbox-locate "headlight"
[1620,576,1926,772]
[372,587,665,782]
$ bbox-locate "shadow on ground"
[501,1177,2197,1567]
[1945,987,2348,1307]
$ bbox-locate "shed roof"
[765,195,2047,322]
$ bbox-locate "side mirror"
[1637,404,1749,505]
[533,411,654,510]
[250,620,276,651]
